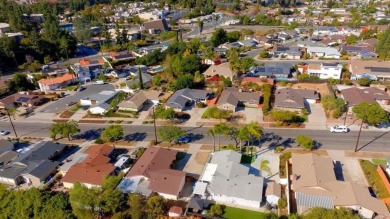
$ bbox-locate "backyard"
[207,205,269,219]
[360,160,390,199]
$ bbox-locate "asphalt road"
[40,84,115,113]
[1,121,389,152]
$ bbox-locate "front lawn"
[360,160,390,199]
[221,206,268,219]
[372,159,387,166]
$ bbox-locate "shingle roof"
[340,87,390,106]
[217,88,261,107]
[274,88,319,109]
[166,89,210,110]
[144,19,169,32]
[39,74,76,86]
[118,90,161,109]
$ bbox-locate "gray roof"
[307,46,341,56]
[27,160,59,179]
[126,73,152,88]
[166,89,210,110]
[248,64,292,77]
[59,153,88,173]
[274,88,319,109]
[188,196,205,209]
[0,151,17,166]
[217,88,261,107]
[82,91,118,102]
[207,150,264,202]
[296,192,334,210]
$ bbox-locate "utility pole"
[6,109,18,140]
[354,117,364,152]
[152,106,158,144]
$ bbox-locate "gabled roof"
[349,60,390,76]
[166,89,210,110]
[38,74,76,86]
[340,87,390,106]
[118,90,161,109]
[274,88,319,109]
[144,19,169,31]
[217,88,261,107]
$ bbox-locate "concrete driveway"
[306,103,327,130]
[40,84,115,113]
[236,107,261,124]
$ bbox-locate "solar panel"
[16,97,30,103]
[367,67,390,73]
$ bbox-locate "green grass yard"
[372,159,387,166]
[221,206,268,219]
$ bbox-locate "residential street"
[0,121,389,152]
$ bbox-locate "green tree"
[303,207,359,219]
[227,31,241,42]
[260,159,272,176]
[214,123,228,150]
[7,107,17,120]
[357,78,372,86]
[145,196,165,219]
[157,125,185,145]
[61,120,80,140]
[128,194,143,219]
[101,125,124,143]
[228,48,241,74]
[73,17,92,43]
[240,56,257,73]
[223,77,232,87]
[210,28,228,47]
[138,67,144,90]
[49,123,62,140]
[7,73,35,92]
[296,134,314,150]
[172,74,194,90]
[154,106,175,120]
[376,27,390,61]
[258,49,270,59]
[346,35,359,44]
[352,102,389,125]
[246,122,263,156]
[196,18,204,35]
[208,204,223,216]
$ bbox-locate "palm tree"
[7,107,17,120]
[207,128,216,152]
[260,159,272,177]
[247,122,263,157]
[197,18,204,36]
[214,123,227,151]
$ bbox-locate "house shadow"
[124,132,147,142]
[175,152,192,171]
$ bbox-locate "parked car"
[176,135,191,144]
[330,125,349,133]
[0,130,10,135]
[77,86,86,92]
[66,102,77,106]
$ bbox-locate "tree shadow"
[73,128,104,140]
[124,132,147,142]
[189,133,204,141]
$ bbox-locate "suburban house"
[125,72,152,93]
[143,19,169,34]
[0,93,45,109]
[166,88,212,111]
[202,58,222,66]
[195,150,264,208]
[291,153,390,218]
[307,63,343,79]
[274,88,320,110]
[341,45,371,56]
[349,60,390,80]
[238,39,258,47]
[80,91,119,115]
[247,64,292,80]
[272,46,302,60]
[71,58,105,83]
[0,23,10,34]
[203,62,234,79]
[307,46,341,59]
[62,144,115,189]
[0,141,66,187]
[265,181,281,206]
[216,87,261,112]
[0,140,14,155]
[339,87,390,110]
[118,90,161,112]
[110,51,136,61]
[38,74,77,93]
[117,147,186,200]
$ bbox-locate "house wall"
[63,181,99,189]
[266,195,280,206]
[308,68,342,79]
[158,192,179,200]
[168,212,181,217]
[118,106,140,112]
[0,176,18,185]
[80,99,93,106]
[89,107,107,115]
[287,54,301,60]
[23,174,42,187]
[338,205,375,219]
[210,193,261,208]
[217,103,236,112]
[305,98,317,104]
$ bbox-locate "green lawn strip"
[222,206,267,219]
[359,160,390,199]
[372,159,387,166]
[69,104,82,112]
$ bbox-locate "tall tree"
[101,125,124,143]
[145,196,165,219]
[138,67,144,90]
[207,128,216,151]
[352,102,389,125]
[246,122,263,156]
[210,28,228,47]
[157,125,185,145]
[196,18,204,35]
[214,123,227,150]
[128,194,143,219]
[73,17,92,43]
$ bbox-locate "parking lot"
[40,84,115,113]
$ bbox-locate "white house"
[307,63,343,79]
[80,91,118,106]
[38,74,77,93]
[307,46,341,59]
[89,103,111,115]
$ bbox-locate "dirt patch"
[292,83,330,95]
[284,148,328,156]
[55,139,85,145]
[345,151,390,159]
[78,120,107,124]
[195,151,210,165]
[52,119,69,123]
[60,110,75,118]
[157,142,190,149]
[115,141,139,147]
[200,144,214,151]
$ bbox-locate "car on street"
[176,135,191,144]
[330,125,349,133]
[66,102,77,106]
[77,86,86,92]
[0,130,10,135]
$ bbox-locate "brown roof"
[148,169,186,196]
[61,144,115,186]
[118,90,161,109]
[217,88,261,107]
[0,93,45,108]
[308,63,321,70]
[204,62,234,79]
[266,181,281,197]
[274,88,319,109]
[349,60,390,76]
[292,153,390,217]
[340,87,390,106]
[144,19,169,32]
[38,74,76,86]
[126,147,177,178]
[169,206,183,215]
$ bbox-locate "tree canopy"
[49,120,79,140]
[101,125,124,143]
[157,125,185,145]
[352,102,389,125]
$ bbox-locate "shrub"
[278,198,287,209]
[301,109,308,116]
[95,138,104,144]
[275,146,284,152]
[360,160,390,199]
[108,120,115,123]
[279,152,291,178]
[296,134,314,150]
[262,84,272,114]
[344,79,353,85]
[280,81,287,86]
[358,78,372,86]
[287,82,293,87]
[196,102,207,108]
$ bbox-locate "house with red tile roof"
[117,147,186,200]
[61,144,115,189]
[38,74,77,93]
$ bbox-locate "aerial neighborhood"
[1,0,390,218]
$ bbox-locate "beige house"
[203,62,234,79]
[291,153,390,218]
[118,90,161,112]
[216,88,260,112]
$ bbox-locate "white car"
[330,125,349,133]
[0,130,10,135]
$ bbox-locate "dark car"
[77,86,86,92]
[176,135,191,144]
[66,102,77,106]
